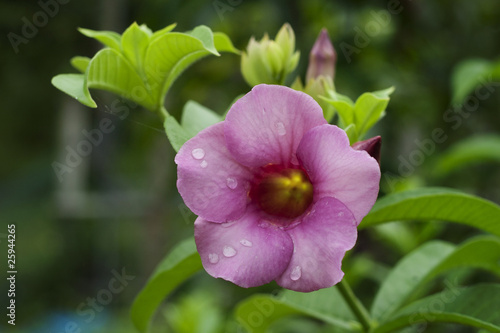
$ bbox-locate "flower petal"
[175,122,252,223]
[276,197,357,292]
[195,208,294,288]
[297,124,381,223]
[194,209,293,288]
[225,84,327,168]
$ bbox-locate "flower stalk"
[337,279,373,332]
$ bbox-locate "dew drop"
[275,122,286,136]
[223,245,237,257]
[240,239,253,247]
[208,253,219,264]
[290,266,302,281]
[200,160,208,168]
[226,177,238,189]
[191,148,205,160]
[337,211,345,217]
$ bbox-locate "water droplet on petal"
[191,148,205,160]
[208,253,219,264]
[240,239,253,247]
[223,245,236,257]
[200,160,208,168]
[226,177,238,189]
[290,266,302,281]
[275,122,286,136]
[337,211,344,217]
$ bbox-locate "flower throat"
[250,164,313,219]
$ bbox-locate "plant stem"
[337,279,373,332]
[159,106,169,122]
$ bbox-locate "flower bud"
[352,136,382,165]
[241,23,300,87]
[306,28,337,82]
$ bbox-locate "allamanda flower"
[175,84,380,292]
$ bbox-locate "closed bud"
[352,136,382,165]
[241,23,300,87]
[306,28,337,82]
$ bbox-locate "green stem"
[159,106,169,122]
[337,279,373,332]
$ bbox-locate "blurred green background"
[1,0,499,332]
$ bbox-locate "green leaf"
[121,22,151,73]
[70,56,91,73]
[235,288,360,333]
[353,90,391,139]
[371,236,500,323]
[51,74,96,108]
[371,86,395,99]
[130,238,203,333]
[343,124,358,145]
[360,187,500,237]
[322,91,355,128]
[451,58,494,104]
[434,135,500,177]
[78,27,122,51]
[370,241,455,321]
[86,48,155,110]
[165,114,191,152]
[373,284,500,333]
[213,32,240,54]
[181,101,221,138]
[189,25,220,56]
[151,23,177,43]
[371,222,418,255]
[164,291,223,333]
[144,31,220,109]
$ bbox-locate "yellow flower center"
[251,166,313,219]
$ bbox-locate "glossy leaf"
[78,27,122,51]
[86,48,155,110]
[130,238,202,332]
[374,284,500,333]
[121,22,150,72]
[235,287,359,333]
[51,74,96,108]
[354,87,393,139]
[360,187,500,237]
[181,101,221,138]
[371,237,500,321]
[144,31,220,109]
[56,24,238,113]
[434,135,500,177]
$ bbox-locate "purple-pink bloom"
[175,84,380,292]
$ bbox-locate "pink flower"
[175,84,380,292]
